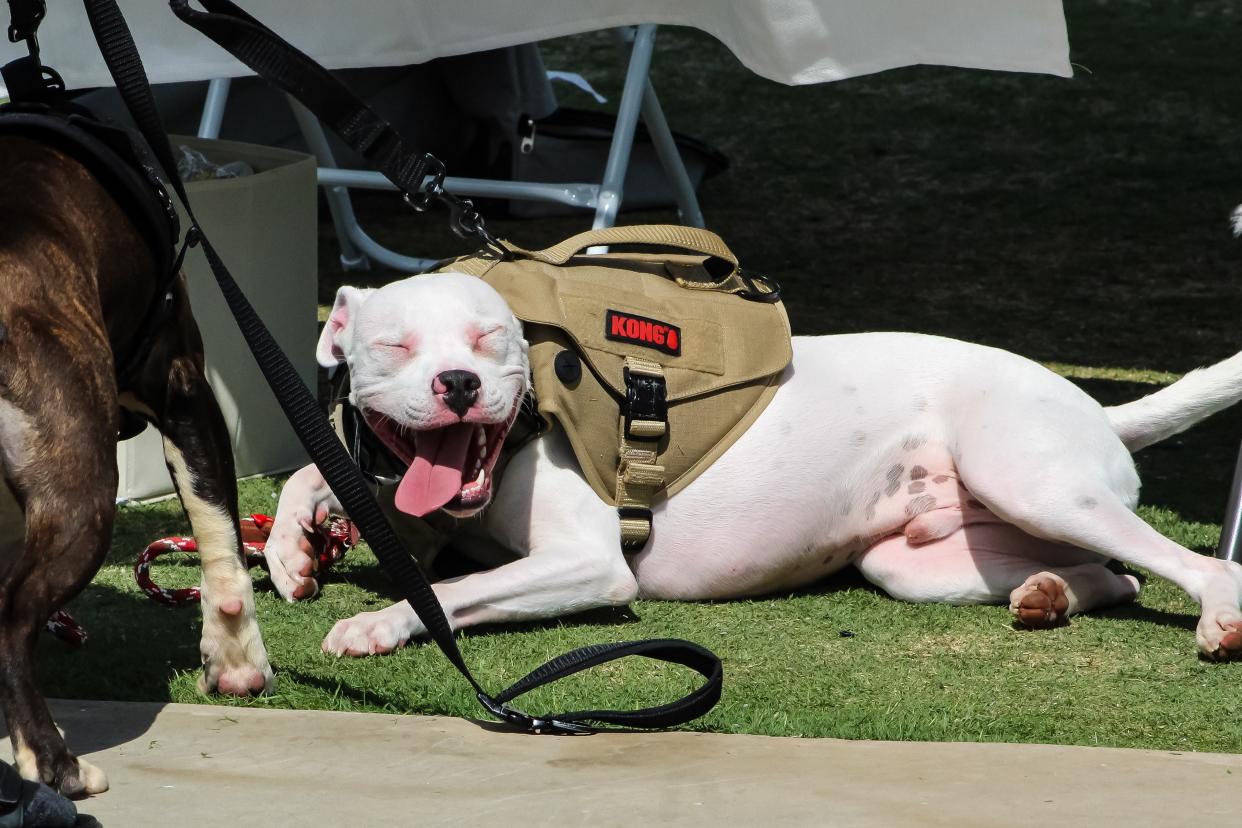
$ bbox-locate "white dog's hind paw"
[1232,204,1242,238]
[322,603,421,657]
[1009,573,1071,628]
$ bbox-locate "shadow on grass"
[34,580,201,703]
[1098,602,1198,632]
[275,667,410,712]
[462,605,642,640]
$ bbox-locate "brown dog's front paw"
[198,592,274,696]
[63,757,109,798]
[198,633,274,696]
[39,752,108,800]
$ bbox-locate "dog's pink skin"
[272,275,1242,661]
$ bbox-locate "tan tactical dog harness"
[435,224,791,549]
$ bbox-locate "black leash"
[75,0,723,733]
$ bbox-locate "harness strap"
[617,356,668,549]
[78,0,722,733]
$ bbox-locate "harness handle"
[523,224,739,268]
[511,224,781,303]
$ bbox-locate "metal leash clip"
[403,152,509,260]
[4,0,63,93]
[735,270,783,303]
[476,693,594,735]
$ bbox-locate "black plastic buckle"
[6,0,45,51]
[476,693,593,735]
[622,367,667,439]
[403,153,446,213]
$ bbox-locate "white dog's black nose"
[437,369,480,417]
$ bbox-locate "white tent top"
[0,0,1070,93]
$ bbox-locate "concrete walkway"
[4,699,1242,827]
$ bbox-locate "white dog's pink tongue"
[394,425,472,517]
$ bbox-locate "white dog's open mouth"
[364,406,517,518]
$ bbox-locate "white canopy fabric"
[0,1,1070,93]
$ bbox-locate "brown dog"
[0,133,272,798]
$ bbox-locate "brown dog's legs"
[128,292,272,696]
[0,328,116,798]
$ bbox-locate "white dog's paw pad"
[1009,574,1070,629]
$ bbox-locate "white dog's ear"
[316,286,373,367]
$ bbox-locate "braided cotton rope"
[44,513,357,645]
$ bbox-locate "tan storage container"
[116,136,317,501]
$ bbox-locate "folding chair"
[192,24,705,272]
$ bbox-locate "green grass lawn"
[32,0,1242,751]
[35,469,1242,752]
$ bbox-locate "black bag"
[504,107,729,218]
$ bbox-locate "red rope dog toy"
[45,513,357,645]
[134,513,356,605]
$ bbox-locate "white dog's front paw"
[322,603,424,657]
[262,521,324,602]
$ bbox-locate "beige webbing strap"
[616,356,667,550]
[530,225,738,269]
[441,252,503,278]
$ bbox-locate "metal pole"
[316,168,598,209]
[286,96,370,271]
[591,24,658,235]
[196,78,231,140]
[1217,439,1242,560]
[639,78,705,227]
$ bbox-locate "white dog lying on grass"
[263,273,1242,660]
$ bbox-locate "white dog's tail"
[1106,351,1242,452]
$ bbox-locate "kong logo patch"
[605,310,681,356]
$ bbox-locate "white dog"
[264,273,1242,660]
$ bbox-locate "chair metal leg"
[591,24,659,235]
[640,78,705,228]
[211,25,692,268]
[196,77,231,140]
[1217,440,1242,561]
[286,96,378,272]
